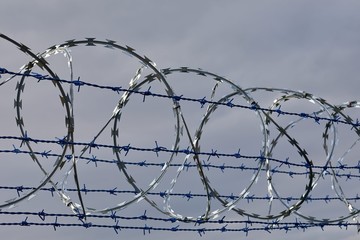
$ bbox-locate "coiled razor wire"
[1,33,360,235]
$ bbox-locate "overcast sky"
[1,1,360,240]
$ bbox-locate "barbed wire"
[1,66,360,129]
[1,33,360,235]
[1,209,359,236]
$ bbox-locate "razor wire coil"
[1,34,360,235]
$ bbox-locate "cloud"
[1,1,360,239]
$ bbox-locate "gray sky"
[1,0,360,239]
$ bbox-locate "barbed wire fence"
[1,33,360,236]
